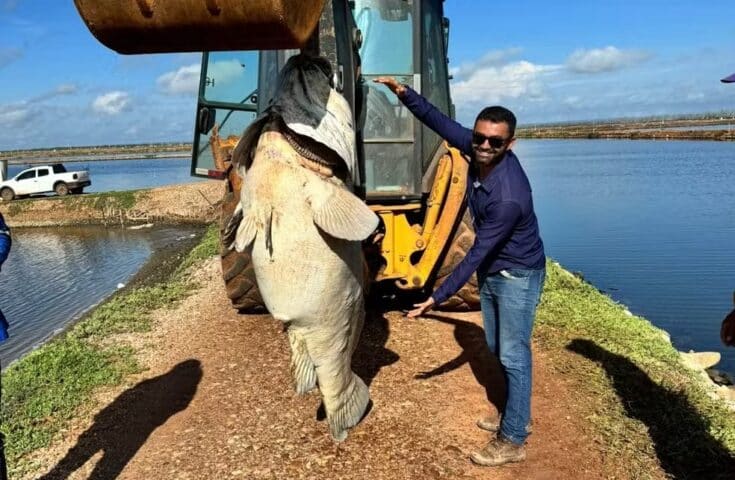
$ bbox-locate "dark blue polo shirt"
[400,87,545,304]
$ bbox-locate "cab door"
[13,169,37,195]
[36,167,53,192]
[191,51,260,177]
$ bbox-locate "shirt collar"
[469,150,514,192]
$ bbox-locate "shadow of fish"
[228,54,379,441]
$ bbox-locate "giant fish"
[227,54,379,441]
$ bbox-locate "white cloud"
[0,105,33,128]
[566,46,651,74]
[157,64,201,95]
[55,84,77,95]
[157,59,247,95]
[92,91,131,115]
[27,84,79,104]
[207,59,247,85]
[451,61,559,117]
[450,48,524,80]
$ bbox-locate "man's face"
[471,120,515,166]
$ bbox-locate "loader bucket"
[74,0,327,54]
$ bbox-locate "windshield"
[352,0,419,196]
[354,0,413,75]
[202,51,259,107]
[192,51,260,176]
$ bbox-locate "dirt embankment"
[516,119,735,141]
[0,181,224,227]
[24,259,606,480]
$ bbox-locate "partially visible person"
[721,291,735,347]
[0,211,10,480]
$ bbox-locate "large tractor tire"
[433,211,481,311]
[219,185,267,313]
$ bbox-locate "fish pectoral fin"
[233,208,257,252]
[309,184,379,241]
[223,202,243,250]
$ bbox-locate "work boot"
[476,414,533,434]
[470,435,526,467]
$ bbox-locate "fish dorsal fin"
[306,180,378,241]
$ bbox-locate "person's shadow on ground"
[414,313,506,412]
[39,359,203,480]
[352,306,401,387]
[567,339,735,480]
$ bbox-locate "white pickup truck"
[0,164,91,201]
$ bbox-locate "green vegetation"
[536,261,735,479]
[0,143,191,162]
[516,115,735,141]
[1,224,218,476]
[85,190,145,211]
[2,190,147,217]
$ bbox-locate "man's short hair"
[475,106,517,137]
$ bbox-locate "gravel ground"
[27,259,610,480]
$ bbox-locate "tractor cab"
[190,0,453,202]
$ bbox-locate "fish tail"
[327,373,370,442]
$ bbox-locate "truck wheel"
[0,188,14,202]
[54,182,69,196]
[433,211,481,311]
[220,187,267,313]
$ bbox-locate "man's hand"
[373,76,406,96]
[721,309,735,346]
[406,297,435,318]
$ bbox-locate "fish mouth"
[279,123,350,183]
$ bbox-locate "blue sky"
[1,0,734,149]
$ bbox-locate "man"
[374,77,545,467]
[0,211,10,480]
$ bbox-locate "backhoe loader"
[74,0,479,311]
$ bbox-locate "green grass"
[65,189,145,211]
[536,260,735,479]
[1,224,218,476]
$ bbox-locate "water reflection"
[0,225,200,367]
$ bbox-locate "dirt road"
[26,258,613,480]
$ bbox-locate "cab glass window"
[193,51,260,176]
[38,169,49,177]
[352,0,419,196]
[17,170,36,181]
[421,0,451,166]
[354,0,413,75]
[202,51,259,107]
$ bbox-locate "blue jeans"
[478,266,545,445]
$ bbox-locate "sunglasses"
[472,133,510,149]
